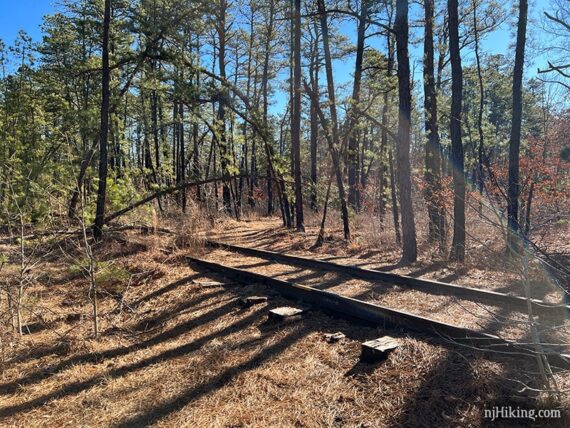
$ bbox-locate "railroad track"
[206,240,570,318]
[186,255,570,370]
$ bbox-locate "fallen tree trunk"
[103,174,249,225]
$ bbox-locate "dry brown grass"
[0,218,568,427]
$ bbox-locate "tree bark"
[348,0,367,211]
[261,2,277,215]
[317,0,351,240]
[292,0,305,231]
[394,0,417,262]
[245,8,256,208]
[93,0,112,240]
[179,102,186,211]
[217,0,232,214]
[389,148,401,245]
[379,21,394,225]
[423,0,446,252]
[193,35,203,201]
[448,0,466,261]
[472,0,485,198]
[309,18,320,212]
[507,0,528,255]
[68,138,98,219]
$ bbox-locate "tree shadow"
[4,342,72,367]
[99,241,149,262]
[129,288,230,334]
[0,303,269,419]
[114,324,312,427]
[357,249,384,259]
[285,270,347,291]
[236,260,274,269]
[389,303,554,427]
[371,260,408,272]
[131,274,204,306]
[19,322,50,335]
[0,293,237,397]
[406,262,447,278]
[267,267,306,279]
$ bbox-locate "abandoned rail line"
[186,255,570,370]
[206,240,570,318]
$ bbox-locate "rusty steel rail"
[187,255,570,369]
[206,240,570,318]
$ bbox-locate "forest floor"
[0,214,569,427]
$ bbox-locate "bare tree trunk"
[179,102,187,212]
[317,0,351,240]
[151,86,160,180]
[292,0,305,231]
[309,70,319,211]
[17,218,25,336]
[314,172,333,248]
[93,0,112,241]
[193,36,203,201]
[448,0,466,261]
[389,148,401,245]
[68,138,98,219]
[394,0,417,262]
[260,1,277,216]
[216,0,232,214]
[472,0,485,200]
[309,19,320,212]
[423,0,446,253]
[379,20,394,225]
[507,0,528,255]
[348,0,367,212]
[244,8,255,209]
[524,180,534,238]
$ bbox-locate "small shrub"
[69,259,131,295]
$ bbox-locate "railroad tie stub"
[268,306,305,323]
[360,336,400,362]
[324,332,346,343]
[192,280,227,288]
[239,296,268,308]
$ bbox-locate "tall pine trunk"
[217,0,232,214]
[93,0,112,240]
[448,0,466,261]
[193,36,203,201]
[309,19,320,212]
[379,23,394,227]
[394,0,417,262]
[389,148,401,245]
[423,0,446,252]
[507,0,528,255]
[348,0,367,211]
[317,0,350,240]
[472,0,485,199]
[292,0,305,231]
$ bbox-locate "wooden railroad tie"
[192,280,235,289]
[324,332,346,343]
[360,336,400,362]
[239,296,268,308]
[268,306,306,323]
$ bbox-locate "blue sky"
[0,0,551,114]
[0,1,55,46]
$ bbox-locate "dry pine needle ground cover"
[0,219,568,427]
